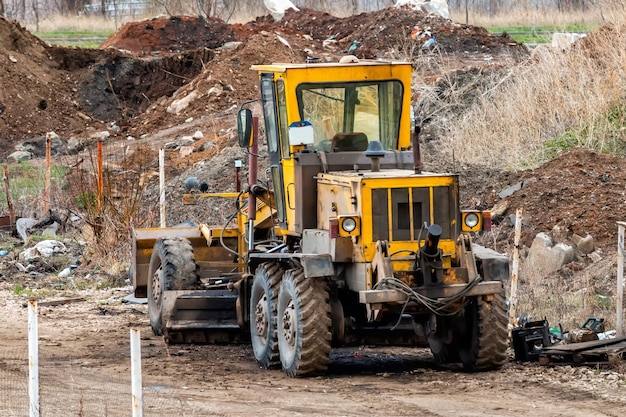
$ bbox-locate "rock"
[193,130,204,139]
[498,177,537,199]
[67,137,86,154]
[198,140,216,152]
[167,90,199,115]
[588,250,603,262]
[15,132,65,157]
[572,233,594,255]
[178,136,195,146]
[58,267,72,278]
[491,199,509,217]
[90,131,111,140]
[179,146,194,158]
[164,141,179,150]
[552,32,587,49]
[8,151,32,162]
[524,232,575,277]
[220,41,242,50]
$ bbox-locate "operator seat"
[331,132,369,152]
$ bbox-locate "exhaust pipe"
[412,125,422,174]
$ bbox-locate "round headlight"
[465,213,480,228]
[341,217,357,233]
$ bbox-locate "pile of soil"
[495,147,626,251]
[100,15,236,54]
[0,17,102,153]
[0,7,528,160]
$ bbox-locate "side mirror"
[237,109,253,148]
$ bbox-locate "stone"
[15,132,65,157]
[524,232,575,277]
[8,151,32,162]
[67,137,86,154]
[572,233,594,255]
[167,90,199,115]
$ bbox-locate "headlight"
[464,213,479,228]
[338,215,360,237]
[341,217,357,232]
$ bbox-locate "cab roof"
[250,58,412,73]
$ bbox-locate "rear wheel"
[147,237,198,336]
[458,288,508,370]
[277,268,332,377]
[250,262,283,369]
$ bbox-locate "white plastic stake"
[617,222,625,336]
[28,300,40,417]
[159,149,166,228]
[130,329,143,417]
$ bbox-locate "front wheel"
[250,262,283,369]
[277,268,331,377]
[147,237,198,336]
[458,289,509,371]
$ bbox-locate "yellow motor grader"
[132,57,510,377]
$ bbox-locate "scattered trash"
[512,318,553,362]
[122,293,148,305]
[0,250,8,256]
[20,239,67,261]
[347,40,359,53]
[58,267,72,278]
[512,315,623,366]
[539,336,626,366]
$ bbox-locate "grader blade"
[161,289,245,344]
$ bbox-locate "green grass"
[487,24,600,44]
[34,29,112,48]
[0,162,67,208]
[13,284,33,296]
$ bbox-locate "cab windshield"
[296,80,403,152]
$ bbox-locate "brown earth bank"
[0,7,527,159]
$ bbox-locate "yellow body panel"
[316,170,459,265]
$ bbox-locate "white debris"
[167,90,199,115]
[395,0,450,19]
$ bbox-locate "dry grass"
[454,5,605,28]
[29,15,122,33]
[438,21,626,171]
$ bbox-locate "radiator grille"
[371,187,453,242]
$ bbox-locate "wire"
[373,275,483,317]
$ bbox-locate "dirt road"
[0,288,624,417]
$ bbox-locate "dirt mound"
[0,17,103,158]
[100,15,236,55]
[494,147,626,250]
[261,6,525,58]
[0,7,530,159]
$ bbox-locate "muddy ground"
[0,5,625,416]
[0,291,624,417]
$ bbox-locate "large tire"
[277,268,332,377]
[250,262,283,369]
[458,288,509,371]
[147,237,199,336]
